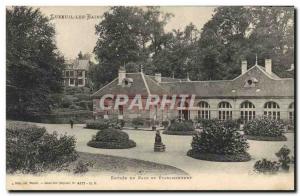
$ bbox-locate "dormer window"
[122,78,133,87]
[244,77,258,88]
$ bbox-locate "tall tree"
[6,6,65,119]
[92,6,172,89]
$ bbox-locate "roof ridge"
[91,78,118,97]
[140,72,151,95]
[144,75,169,93]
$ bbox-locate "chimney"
[118,68,126,85]
[265,59,272,74]
[155,73,161,83]
[241,60,247,74]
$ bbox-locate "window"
[65,70,70,77]
[178,101,190,121]
[288,102,294,124]
[218,102,232,120]
[78,79,83,85]
[77,70,83,77]
[264,101,280,120]
[70,71,74,77]
[70,78,75,85]
[197,101,210,119]
[118,105,124,115]
[240,101,255,124]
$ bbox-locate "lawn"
[7,121,295,190]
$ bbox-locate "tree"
[92,6,172,89]
[6,6,65,119]
[152,23,200,79]
[196,6,294,80]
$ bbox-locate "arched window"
[218,102,232,121]
[197,101,210,119]
[264,101,280,120]
[288,102,294,123]
[240,101,255,124]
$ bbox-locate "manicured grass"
[70,152,189,176]
[244,135,287,141]
[163,130,198,135]
[187,150,251,162]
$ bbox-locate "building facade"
[91,59,294,124]
[63,59,89,87]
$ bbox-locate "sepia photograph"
[5,5,295,191]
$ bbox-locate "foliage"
[275,145,292,171]
[254,159,280,174]
[191,121,249,155]
[87,128,136,149]
[73,160,94,174]
[92,6,173,89]
[168,120,195,132]
[243,117,285,137]
[6,122,78,173]
[86,119,123,130]
[6,7,65,119]
[162,120,169,128]
[197,118,239,130]
[131,117,144,128]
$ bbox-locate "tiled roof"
[66,59,90,70]
[160,65,294,98]
[91,73,167,98]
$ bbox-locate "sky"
[37,6,216,60]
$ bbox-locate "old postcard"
[6,6,295,191]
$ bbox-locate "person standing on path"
[70,119,74,129]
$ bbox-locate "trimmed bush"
[162,121,169,128]
[187,121,250,162]
[87,128,136,149]
[254,159,280,174]
[86,119,122,130]
[163,120,196,135]
[243,117,286,141]
[131,117,144,129]
[6,122,78,174]
[197,119,239,130]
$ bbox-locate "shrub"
[162,121,169,128]
[254,159,280,174]
[190,122,249,155]
[131,117,144,129]
[86,119,122,130]
[6,122,78,174]
[87,128,136,149]
[243,117,285,137]
[187,121,250,161]
[197,119,239,130]
[73,161,94,174]
[275,145,292,171]
[168,120,195,132]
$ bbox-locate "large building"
[63,59,90,87]
[91,59,294,125]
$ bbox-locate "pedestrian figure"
[70,119,74,129]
